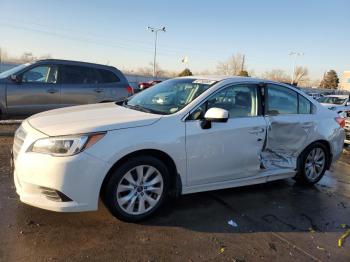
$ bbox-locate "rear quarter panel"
[102,82,129,102]
[99,68,130,102]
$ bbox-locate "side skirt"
[181,169,296,195]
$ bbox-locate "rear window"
[60,65,99,84]
[97,69,120,83]
[298,94,312,114]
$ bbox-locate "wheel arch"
[297,139,332,171]
[100,149,182,199]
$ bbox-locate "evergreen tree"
[238,70,249,77]
[178,68,193,77]
[319,70,339,89]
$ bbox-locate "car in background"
[13,76,344,222]
[306,92,324,100]
[318,95,350,117]
[0,59,133,118]
[318,94,350,145]
[138,80,162,91]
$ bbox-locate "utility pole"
[0,47,2,73]
[241,54,245,72]
[289,51,304,85]
[147,26,166,79]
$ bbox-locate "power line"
[0,18,231,57]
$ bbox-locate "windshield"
[0,63,31,79]
[126,78,216,114]
[318,96,347,105]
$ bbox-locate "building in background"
[340,71,350,91]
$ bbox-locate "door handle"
[94,88,104,93]
[47,89,58,94]
[249,127,265,134]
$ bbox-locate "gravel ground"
[0,124,19,135]
[0,135,350,261]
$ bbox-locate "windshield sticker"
[192,79,216,85]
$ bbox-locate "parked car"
[318,95,350,145]
[138,80,162,91]
[345,118,350,145]
[0,59,133,118]
[318,95,350,115]
[13,76,344,222]
[306,92,324,100]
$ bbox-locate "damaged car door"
[262,84,315,169]
[186,84,266,186]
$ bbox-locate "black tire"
[102,156,169,222]
[295,142,329,185]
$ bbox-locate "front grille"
[13,126,27,160]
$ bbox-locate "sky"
[0,0,349,81]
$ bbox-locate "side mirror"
[11,74,22,83]
[201,107,229,129]
[346,101,350,106]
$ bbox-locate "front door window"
[22,65,58,84]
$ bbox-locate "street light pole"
[0,46,2,73]
[147,26,166,79]
[289,51,304,85]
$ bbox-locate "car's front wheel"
[103,156,169,222]
[295,143,329,185]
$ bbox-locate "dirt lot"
[0,133,350,261]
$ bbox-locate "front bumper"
[13,122,110,212]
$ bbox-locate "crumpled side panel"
[261,149,297,169]
[261,117,314,170]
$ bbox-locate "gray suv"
[0,59,133,118]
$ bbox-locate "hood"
[27,103,162,136]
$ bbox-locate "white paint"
[13,76,345,213]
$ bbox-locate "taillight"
[335,117,345,128]
[126,86,134,95]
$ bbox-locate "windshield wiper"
[124,104,167,115]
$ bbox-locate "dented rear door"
[262,84,316,169]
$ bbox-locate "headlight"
[28,133,105,156]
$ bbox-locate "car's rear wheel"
[103,156,169,222]
[295,142,328,185]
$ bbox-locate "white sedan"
[13,76,345,221]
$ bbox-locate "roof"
[35,59,116,70]
[178,75,298,89]
[324,94,349,98]
[180,75,268,82]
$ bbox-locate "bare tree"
[129,62,177,78]
[216,53,245,75]
[137,62,167,78]
[293,66,308,85]
[262,69,291,83]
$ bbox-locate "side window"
[22,65,58,84]
[60,65,99,84]
[267,85,298,115]
[188,85,258,120]
[299,94,312,114]
[97,69,120,83]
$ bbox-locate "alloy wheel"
[116,165,164,215]
[304,148,326,181]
